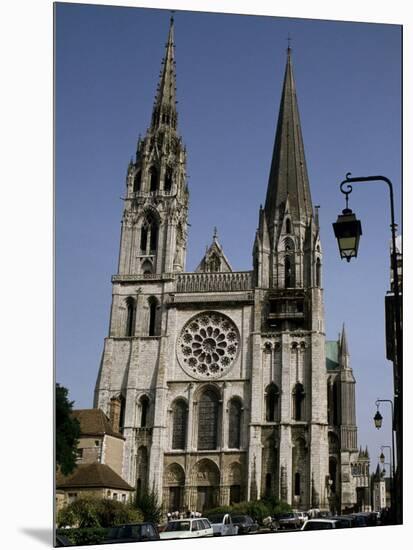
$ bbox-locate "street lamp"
[374,410,383,429]
[373,399,396,522]
[333,172,402,524]
[332,207,362,262]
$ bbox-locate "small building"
[56,408,134,510]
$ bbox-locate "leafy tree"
[260,494,292,516]
[55,383,81,475]
[57,496,143,529]
[134,489,163,524]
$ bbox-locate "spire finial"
[213,226,218,241]
[170,10,175,24]
[287,34,292,54]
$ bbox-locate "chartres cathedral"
[94,18,370,514]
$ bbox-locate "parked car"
[329,515,354,528]
[231,515,259,535]
[105,522,160,543]
[275,512,301,530]
[301,519,338,531]
[55,533,72,547]
[207,513,238,536]
[348,513,368,527]
[159,518,213,540]
[294,511,309,526]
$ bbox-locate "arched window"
[164,168,173,193]
[133,171,141,193]
[198,390,219,450]
[140,225,148,253]
[149,166,158,192]
[285,256,294,287]
[294,472,301,496]
[125,297,136,337]
[332,381,339,425]
[316,258,321,287]
[172,400,187,450]
[207,253,220,272]
[148,296,158,336]
[266,384,279,422]
[293,383,305,421]
[139,396,150,428]
[286,218,291,234]
[228,399,242,449]
[265,473,272,497]
[140,213,158,255]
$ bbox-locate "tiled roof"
[56,463,134,491]
[72,409,124,440]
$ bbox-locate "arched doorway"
[192,459,220,513]
[164,463,185,512]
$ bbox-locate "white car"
[160,518,214,540]
[207,513,238,536]
[301,519,338,531]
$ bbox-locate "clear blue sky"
[55,3,401,471]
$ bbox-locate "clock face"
[177,311,240,380]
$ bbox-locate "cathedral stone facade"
[94,18,369,514]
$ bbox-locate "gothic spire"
[264,47,313,225]
[151,17,178,130]
[340,323,349,356]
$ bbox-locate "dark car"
[275,513,300,530]
[231,515,259,535]
[329,516,354,528]
[348,514,368,527]
[55,533,72,547]
[104,522,160,543]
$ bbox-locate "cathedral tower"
[251,46,328,510]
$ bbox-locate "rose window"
[177,311,240,379]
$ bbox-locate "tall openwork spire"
[264,48,313,224]
[151,17,178,130]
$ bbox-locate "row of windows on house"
[132,166,173,194]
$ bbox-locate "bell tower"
[251,46,328,510]
[118,16,189,276]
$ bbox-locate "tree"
[56,383,81,475]
[134,489,163,524]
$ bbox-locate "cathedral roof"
[264,47,313,225]
[56,463,134,491]
[72,409,125,440]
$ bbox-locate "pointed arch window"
[285,255,294,287]
[133,170,141,193]
[172,399,187,450]
[140,213,158,255]
[139,396,150,428]
[149,166,158,192]
[265,383,280,422]
[228,398,242,449]
[265,473,272,497]
[197,390,219,450]
[332,381,339,425]
[148,296,159,336]
[294,472,301,496]
[286,218,291,234]
[164,168,173,193]
[125,297,137,337]
[292,383,305,421]
[316,258,321,287]
[207,253,220,272]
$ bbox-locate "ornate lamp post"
[373,400,396,521]
[333,173,402,524]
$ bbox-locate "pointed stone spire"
[151,16,178,130]
[340,323,349,357]
[264,47,313,225]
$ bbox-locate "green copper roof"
[326,340,339,371]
